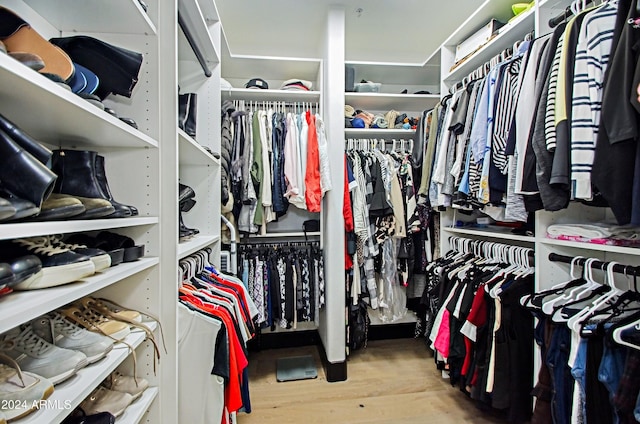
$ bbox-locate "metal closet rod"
[548,253,640,276]
[241,241,320,247]
[548,0,595,28]
[178,11,212,78]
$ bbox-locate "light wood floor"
[238,338,505,424]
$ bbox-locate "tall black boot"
[0,113,52,165]
[0,129,56,208]
[95,154,138,217]
[51,150,115,219]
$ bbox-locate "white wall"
[319,5,347,365]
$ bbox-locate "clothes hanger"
[544,257,602,316]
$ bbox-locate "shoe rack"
[0,0,176,422]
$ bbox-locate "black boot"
[179,183,196,212]
[51,149,115,219]
[178,93,197,137]
[95,154,138,217]
[0,129,56,208]
[0,113,52,165]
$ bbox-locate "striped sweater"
[570,1,618,199]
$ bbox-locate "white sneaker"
[30,313,113,364]
[79,386,133,418]
[0,362,54,421]
[102,371,148,401]
[0,325,88,385]
[49,235,111,272]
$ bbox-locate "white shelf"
[178,130,220,166]
[246,232,321,239]
[442,0,521,47]
[0,257,158,334]
[442,226,535,243]
[178,0,220,65]
[118,387,159,424]
[368,308,418,326]
[345,93,440,112]
[18,324,157,424]
[178,235,220,259]
[0,55,158,149]
[221,88,321,103]
[540,238,640,256]
[345,128,416,139]
[0,217,159,241]
[444,8,535,85]
[23,0,156,35]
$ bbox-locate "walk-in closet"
[0,0,638,422]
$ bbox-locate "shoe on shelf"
[0,113,51,166]
[30,312,113,364]
[95,231,145,263]
[0,263,15,289]
[78,386,133,418]
[0,197,16,221]
[81,297,142,323]
[0,236,95,289]
[6,255,42,290]
[61,410,116,424]
[94,154,138,217]
[64,234,124,267]
[51,150,120,219]
[0,325,88,385]
[60,304,130,341]
[0,129,56,210]
[0,188,39,221]
[0,355,54,422]
[0,7,74,81]
[50,235,111,272]
[32,193,86,221]
[102,371,148,401]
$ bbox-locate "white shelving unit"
[118,387,160,424]
[0,0,173,421]
[345,128,416,138]
[178,0,219,66]
[221,88,321,103]
[345,92,440,111]
[443,226,535,244]
[0,217,159,241]
[178,130,220,167]
[178,235,220,259]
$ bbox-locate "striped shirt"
[492,58,522,175]
[545,33,565,151]
[570,1,618,199]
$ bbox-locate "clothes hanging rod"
[548,0,595,28]
[548,253,640,276]
[177,11,212,78]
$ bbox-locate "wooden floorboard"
[238,338,506,423]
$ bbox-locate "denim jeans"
[547,325,573,424]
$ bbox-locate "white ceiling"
[217,0,485,65]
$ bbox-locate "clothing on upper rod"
[221,100,332,239]
[419,0,640,226]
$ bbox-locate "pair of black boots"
[0,112,57,221]
[179,183,199,240]
[51,149,138,219]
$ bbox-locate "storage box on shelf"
[439,0,535,90]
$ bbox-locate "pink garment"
[433,309,451,359]
[546,233,640,247]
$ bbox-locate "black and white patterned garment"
[277,257,288,328]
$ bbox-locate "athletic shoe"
[0,325,88,385]
[102,371,148,401]
[30,312,113,364]
[0,357,54,421]
[81,297,142,323]
[78,386,133,418]
[49,235,111,272]
[0,237,95,289]
[60,305,130,341]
